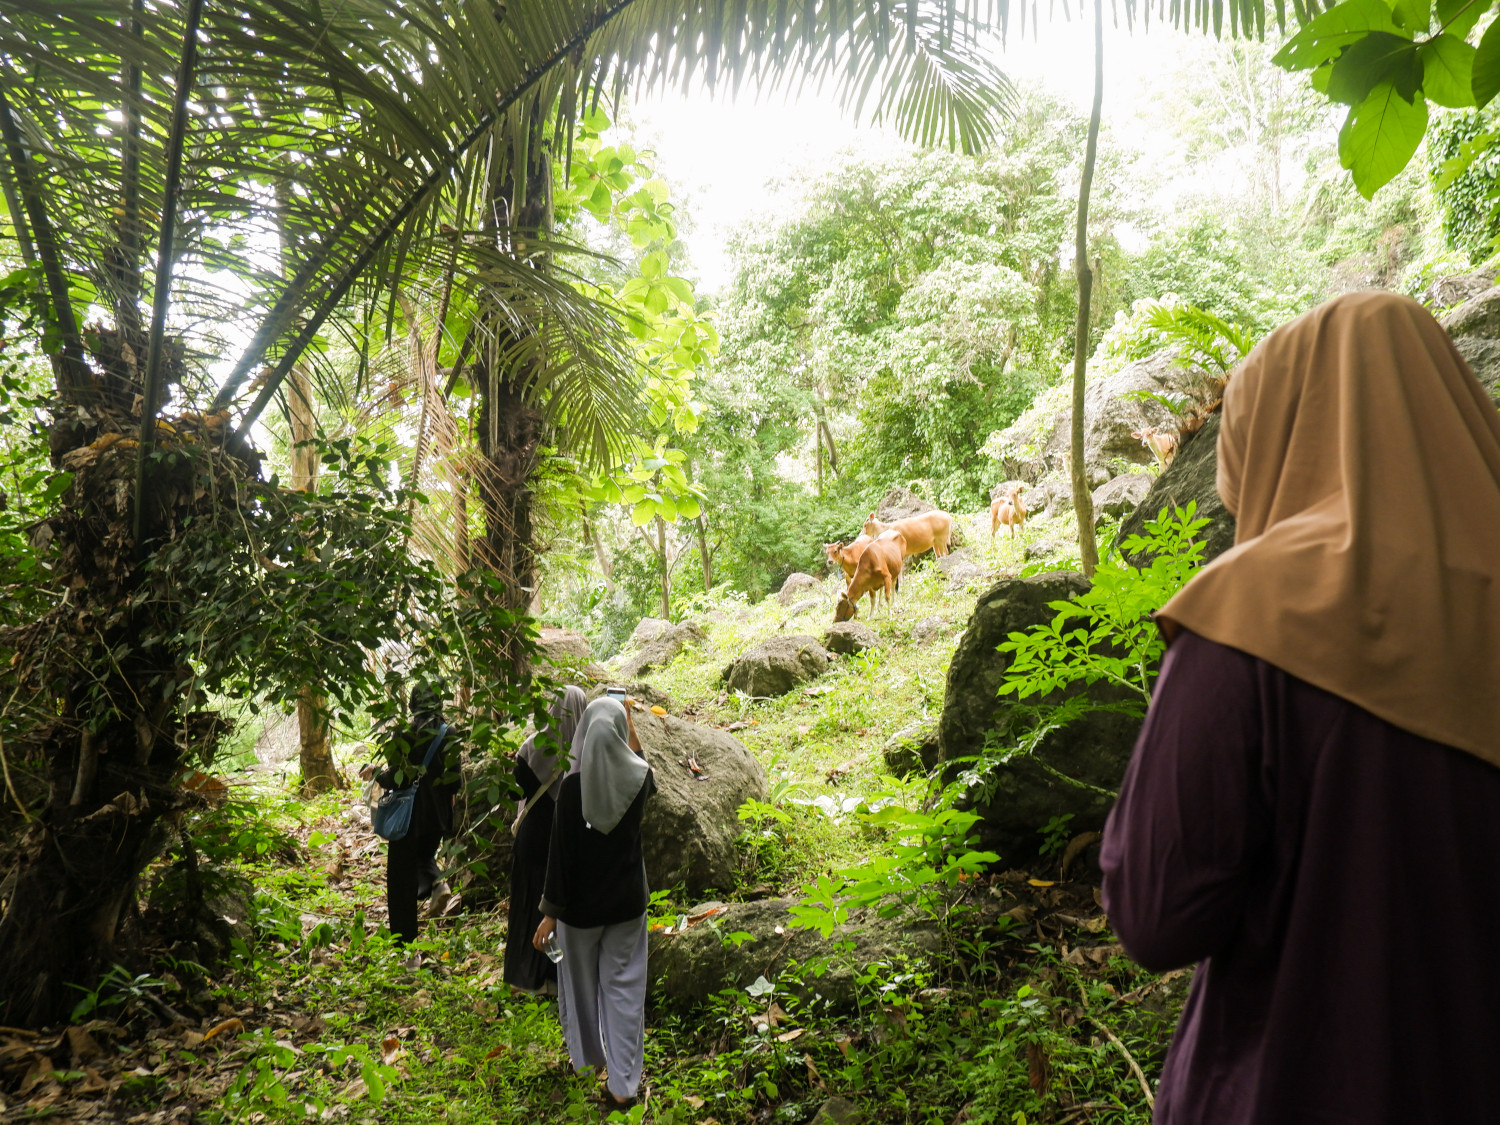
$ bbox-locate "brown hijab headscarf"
[1157,290,1500,766]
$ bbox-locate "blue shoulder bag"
[371,724,449,842]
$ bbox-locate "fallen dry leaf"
[380,1036,404,1066]
[65,1026,102,1061]
[18,1055,54,1095]
[835,1036,854,1057]
[202,1017,245,1043]
[1027,878,1057,887]
[650,705,667,715]
[776,1028,804,1043]
[683,1096,705,1109]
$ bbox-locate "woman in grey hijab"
[504,684,586,993]
[534,696,654,1108]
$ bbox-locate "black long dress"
[504,759,557,992]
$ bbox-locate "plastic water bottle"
[543,932,564,964]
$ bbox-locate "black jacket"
[539,769,655,928]
[376,720,461,838]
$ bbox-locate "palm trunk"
[1069,0,1104,581]
[0,0,219,1026]
[288,367,341,795]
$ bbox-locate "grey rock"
[585,681,680,714]
[935,547,975,574]
[874,486,937,523]
[723,635,831,697]
[632,711,768,893]
[616,621,706,681]
[944,561,988,589]
[648,896,939,1007]
[1441,287,1500,408]
[995,349,1207,485]
[628,617,673,648]
[1024,538,1066,562]
[824,621,880,655]
[1027,478,1073,516]
[777,572,821,605]
[787,598,822,617]
[1092,473,1154,521]
[811,1096,863,1125]
[538,626,592,663]
[911,616,949,646]
[1118,414,1237,567]
[938,571,1143,859]
[883,720,939,776]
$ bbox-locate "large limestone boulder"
[995,350,1206,487]
[1427,268,1497,313]
[938,571,1143,860]
[648,896,939,1007]
[777,572,821,605]
[873,486,936,522]
[628,617,672,648]
[724,635,830,697]
[1118,414,1236,566]
[824,621,880,655]
[538,627,608,683]
[538,626,592,662]
[1440,285,1500,408]
[634,711,767,893]
[1092,473,1154,521]
[616,621,706,681]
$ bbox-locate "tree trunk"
[656,515,671,619]
[695,515,712,593]
[583,508,616,593]
[1069,0,1104,581]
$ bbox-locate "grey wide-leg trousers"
[555,914,648,1100]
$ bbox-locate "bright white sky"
[630,20,1278,292]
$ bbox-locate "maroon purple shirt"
[1101,629,1500,1124]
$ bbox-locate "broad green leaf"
[1339,81,1429,197]
[676,495,702,519]
[1419,33,1476,107]
[639,250,668,280]
[1273,0,1405,70]
[1326,32,1422,104]
[1436,0,1484,38]
[1473,15,1500,106]
[630,499,658,526]
[1392,0,1431,32]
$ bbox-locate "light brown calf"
[990,483,1027,540]
[1132,426,1179,470]
[823,533,873,581]
[860,509,954,559]
[834,530,906,622]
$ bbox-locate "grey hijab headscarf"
[567,697,651,835]
[516,685,587,817]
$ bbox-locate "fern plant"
[1140,301,1259,377]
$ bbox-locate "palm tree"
[0,0,1016,1025]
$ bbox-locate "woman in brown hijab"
[1100,290,1500,1124]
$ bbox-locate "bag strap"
[419,723,449,774]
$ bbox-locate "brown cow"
[990,483,1027,540]
[823,533,873,581]
[834,530,905,621]
[861,509,954,559]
